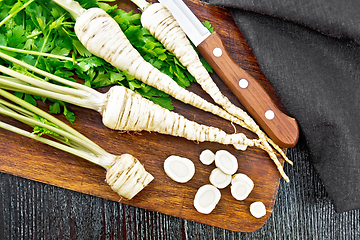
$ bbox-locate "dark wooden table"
[1,0,360,239]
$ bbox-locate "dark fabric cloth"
[207,0,360,213]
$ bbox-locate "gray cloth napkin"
[208,0,360,212]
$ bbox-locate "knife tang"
[197,32,299,148]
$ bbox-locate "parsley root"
[102,85,260,150]
[0,88,153,200]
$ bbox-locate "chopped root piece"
[106,154,154,200]
[164,155,195,183]
[193,184,221,214]
[232,173,254,186]
[231,173,254,200]
[209,168,231,189]
[250,201,267,218]
[233,143,248,151]
[214,150,238,175]
[199,149,215,165]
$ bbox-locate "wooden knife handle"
[197,32,299,148]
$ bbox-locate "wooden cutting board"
[0,0,288,233]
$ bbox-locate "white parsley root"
[249,201,267,218]
[102,86,260,149]
[199,149,215,165]
[193,184,221,214]
[163,155,195,183]
[230,173,254,201]
[209,168,231,189]
[214,150,238,175]
[0,89,153,200]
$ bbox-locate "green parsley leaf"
[77,56,105,72]
[200,57,213,73]
[203,21,214,33]
[50,46,70,56]
[0,34,6,46]
[72,39,92,57]
[149,96,173,111]
[32,115,70,142]
[6,25,27,47]
[49,101,61,114]
[62,104,75,124]
[23,93,37,106]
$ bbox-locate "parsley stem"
[26,31,43,39]
[52,0,85,20]
[0,65,89,99]
[0,88,102,153]
[0,46,75,62]
[0,106,103,157]
[0,98,33,118]
[0,0,35,28]
[0,120,113,168]
[0,76,101,111]
[0,51,105,111]
[130,0,151,12]
[0,51,96,93]
[0,120,96,163]
[35,31,51,67]
[0,88,113,168]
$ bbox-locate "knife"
[158,0,299,148]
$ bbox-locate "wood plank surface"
[0,0,288,232]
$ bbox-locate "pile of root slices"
[163,150,267,218]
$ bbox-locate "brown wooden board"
[0,0,289,233]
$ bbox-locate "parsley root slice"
[231,173,254,201]
[250,201,267,218]
[51,0,290,181]
[0,88,153,200]
[199,149,215,165]
[193,184,221,214]
[209,168,231,189]
[163,155,195,183]
[214,150,238,175]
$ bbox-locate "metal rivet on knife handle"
[265,110,275,120]
[238,79,249,89]
[213,47,223,57]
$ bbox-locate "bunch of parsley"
[0,0,208,123]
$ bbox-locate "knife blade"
[158,0,299,148]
